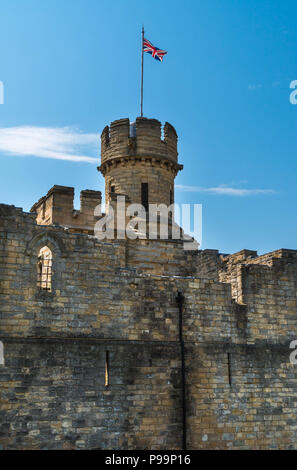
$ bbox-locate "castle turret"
[30,185,102,234]
[98,117,183,211]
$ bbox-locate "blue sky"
[0,0,296,254]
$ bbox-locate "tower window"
[170,189,173,205]
[37,246,52,291]
[141,183,149,212]
[110,185,115,193]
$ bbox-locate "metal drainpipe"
[176,291,186,451]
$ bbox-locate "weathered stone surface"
[0,118,297,450]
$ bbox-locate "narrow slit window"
[141,183,149,212]
[37,246,52,291]
[227,352,232,386]
[105,351,109,387]
[42,201,46,219]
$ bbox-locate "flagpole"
[140,25,144,117]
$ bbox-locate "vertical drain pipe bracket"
[176,291,186,451]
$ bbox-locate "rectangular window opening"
[141,183,149,212]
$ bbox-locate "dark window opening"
[141,183,149,212]
[42,201,46,219]
[110,185,115,193]
[170,190,173,205]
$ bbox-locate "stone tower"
[98,117,183,211]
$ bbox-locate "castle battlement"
[30,185,102,233]
[100,117,179,166]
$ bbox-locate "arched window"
[37,246,52,291]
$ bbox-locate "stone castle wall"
[1,204,297,449]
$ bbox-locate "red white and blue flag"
[143,37,167,62]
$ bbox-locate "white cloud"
[176,184,276,196]
[0,126,98,163]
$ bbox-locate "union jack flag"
[143,37,167,62]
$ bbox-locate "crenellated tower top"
[98,117,183,210]
[100,117,180,165]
